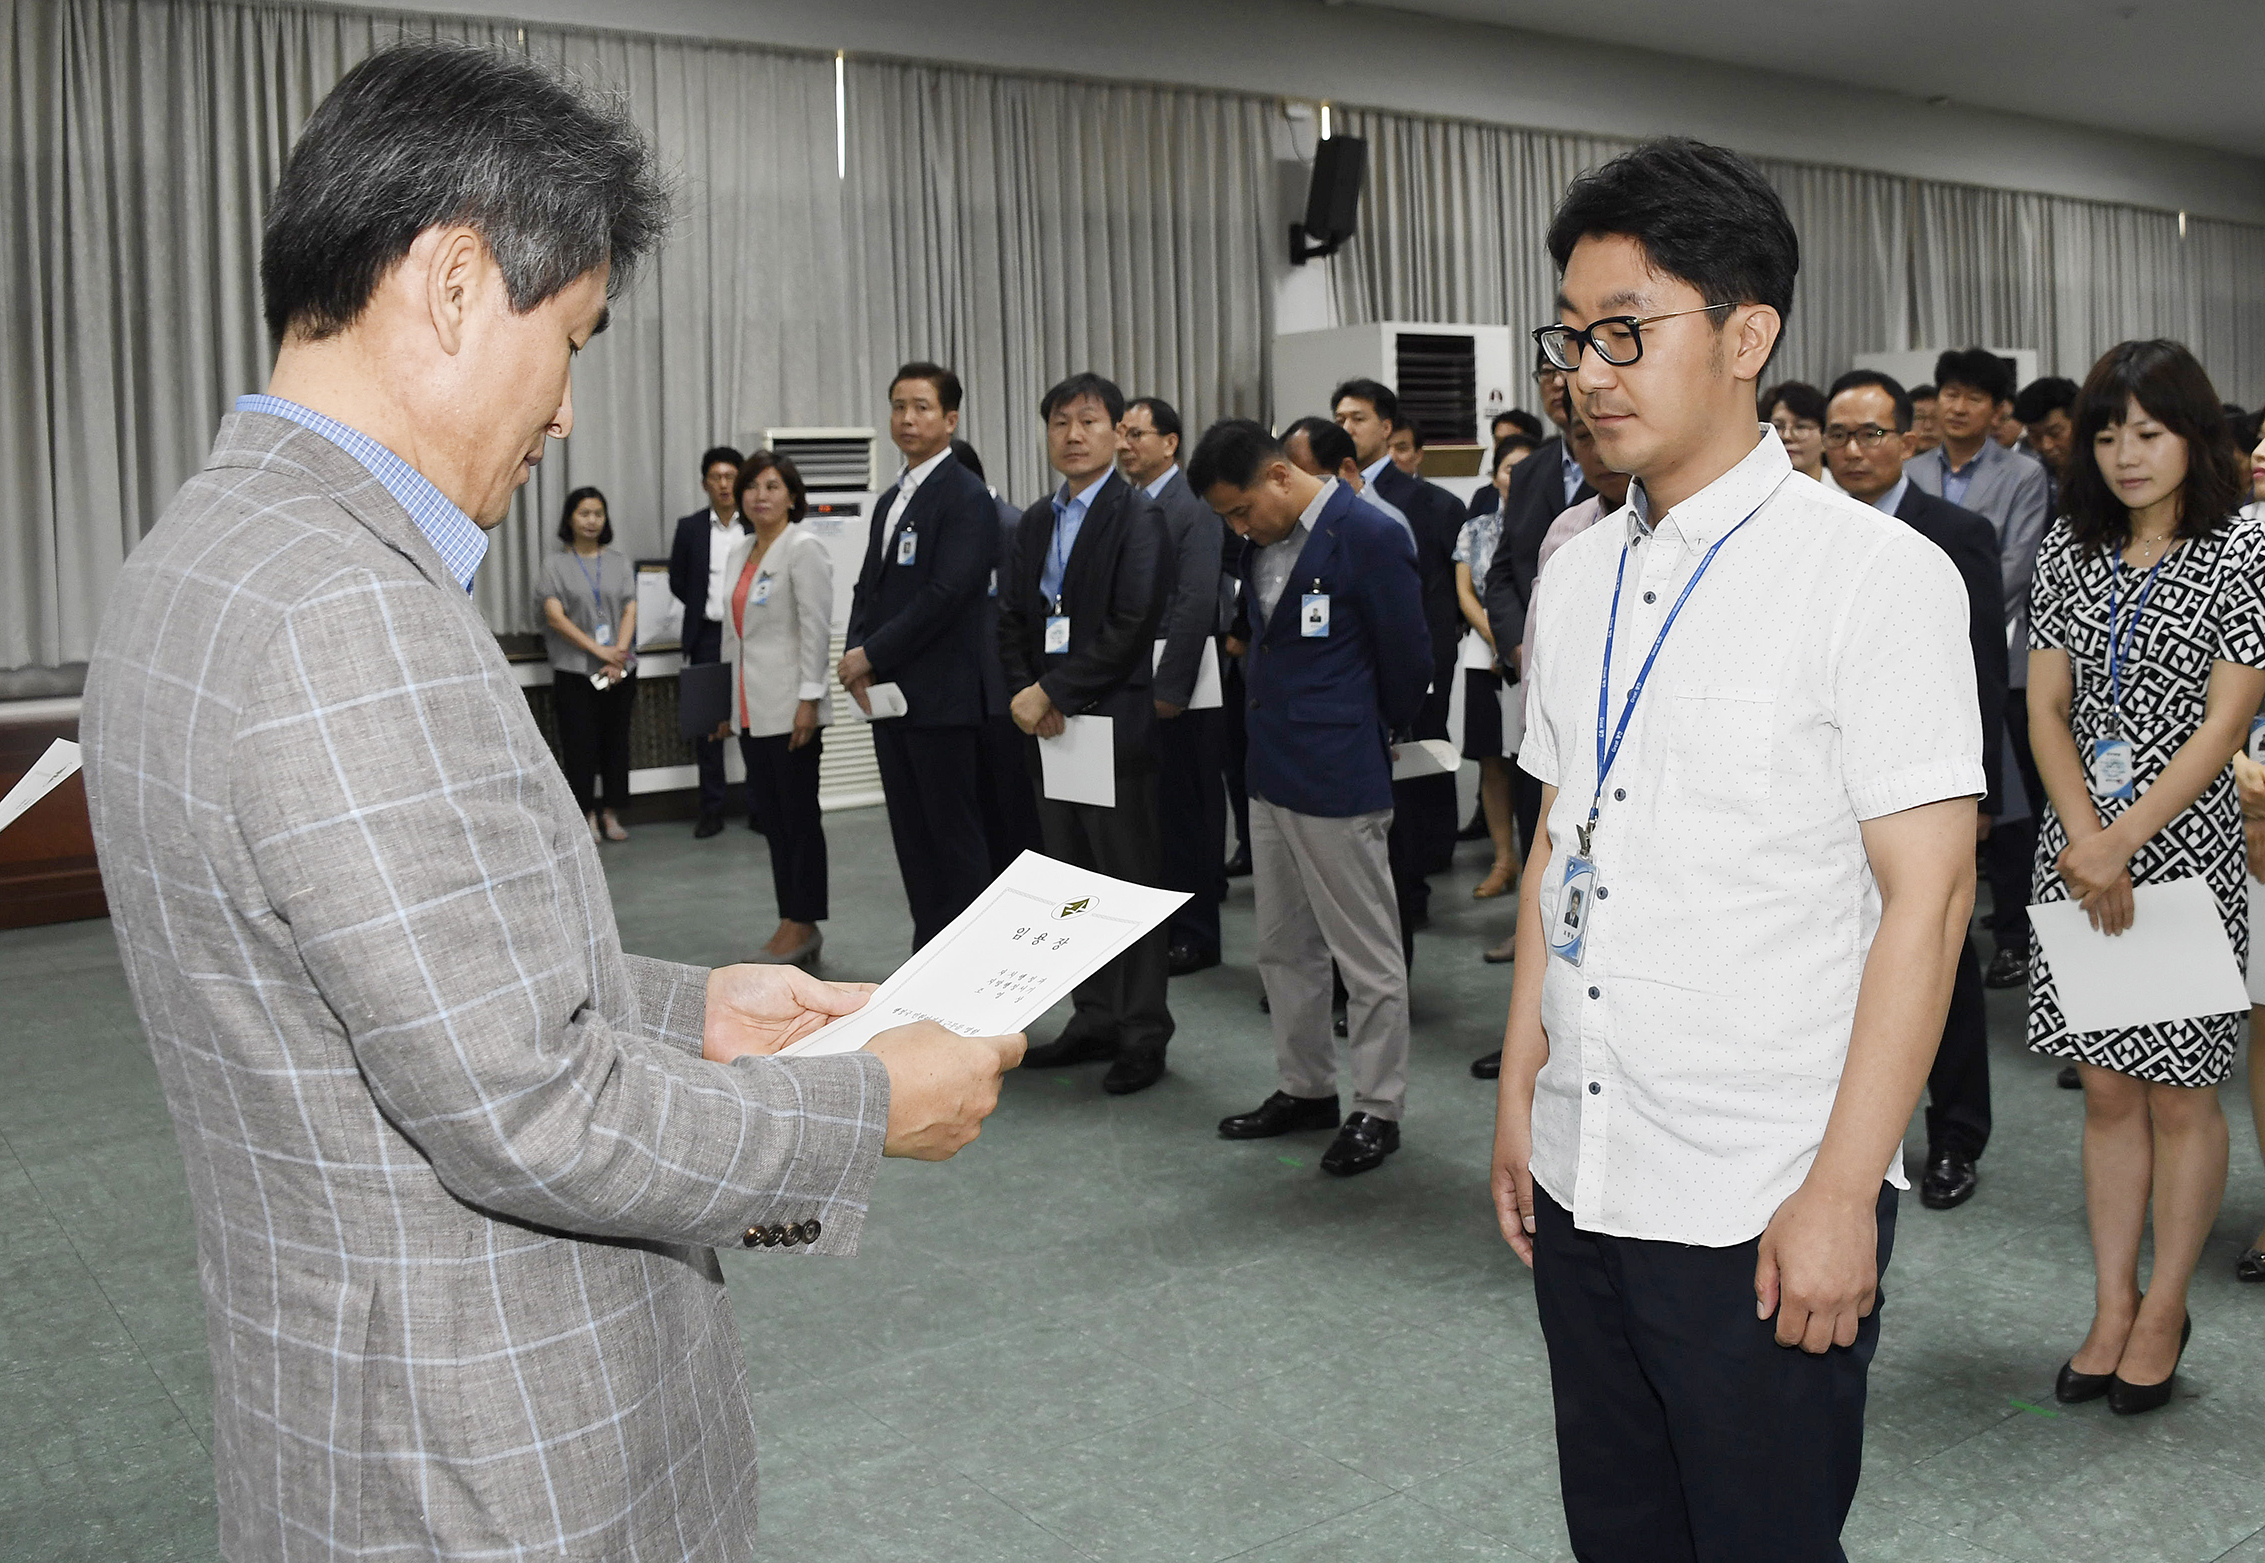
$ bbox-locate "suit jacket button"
[742,1226,763,1248]
[763,1225,786,1246]
[800,1219,823,1244]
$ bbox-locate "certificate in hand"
[776,851,1189,1057]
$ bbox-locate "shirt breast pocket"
[1671,688,1774,805]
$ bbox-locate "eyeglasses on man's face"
[1532,302,1734,372]
[1822,424,1901,450]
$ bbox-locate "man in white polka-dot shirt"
[1491,141,1984,1561]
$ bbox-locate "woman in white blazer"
[717,451,833,966]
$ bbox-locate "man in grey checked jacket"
[81,43,1021,1561]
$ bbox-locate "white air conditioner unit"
[763,426,879,492]
[1272,323,1517,481]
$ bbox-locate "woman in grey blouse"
[539,487,639,841]
[716,451,833,966]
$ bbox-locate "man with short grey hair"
[81,42,1019,1562]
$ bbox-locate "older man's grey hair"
[260,41,670,341]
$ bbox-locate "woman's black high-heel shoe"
[2108,1313,2192,1416]
[2054,1358,2113,1403]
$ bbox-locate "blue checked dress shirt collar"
[1936,441,1984,508]
[235,394,489,593]
[1041,469,1112,604]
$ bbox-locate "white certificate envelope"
[2029,877,2250,1032]
[777,850,1189,1056]
[1152,638,1224,709]
[855,682,908,721]
[1040,715,1115,807]
[0,738,81,835]
[1389,738,1461,781]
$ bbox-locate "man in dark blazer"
[1001,374,1176,1094]
[841,363,1001,949]
[952,439,1049,876]
[1191,419,1430,1178]
[1828,370,2006,1212]
[667,445,745,835]
[1121,395,1231,976]
[1481,355,1595,855]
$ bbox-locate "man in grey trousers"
[80,43,1018,1563]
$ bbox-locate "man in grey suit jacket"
[80,44,1018,1563]
[1121,395,1231,974]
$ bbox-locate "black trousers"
[1985,686,2044,957]
[1533,1182,1897,1563]
[1386,773,1456,970]
[552,670,636,813]
[737,731,828,923]
[976,713,1046,877]
[1221,657,1251,855]
[872,723,993,949]
[684,618,728,814]
[1036,770,1175,1059]
[1155,707,1226,956]
[1512,759,1545,867]
[1923,933,1992,1159]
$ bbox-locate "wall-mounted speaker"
[1291,135,1366,265]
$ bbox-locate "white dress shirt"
[883,446,955,554]
[1253,478,1337,626]
[1520,432,1983,1246]
[701,508,738,624]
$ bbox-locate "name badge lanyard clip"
[2098,548,2169,797]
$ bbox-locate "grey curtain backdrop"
[7,0,2264,670]
[1332,105,2265,417]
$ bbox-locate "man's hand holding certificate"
[779,851,1189,1060]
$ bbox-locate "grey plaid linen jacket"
[83,411,889,1561]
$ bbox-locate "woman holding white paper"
[2027,340,2265,1415]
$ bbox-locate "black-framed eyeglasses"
[1822,425,1900,450]
[1532,303,1734,371]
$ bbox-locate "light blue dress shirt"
[1142,464,1180,500]
[235,393,488,592]
[1040,469,1112,604]
[1937,444,1983,508]
[1867,476,1912,517]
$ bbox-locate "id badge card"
[896,529,917,565]
[1044,615,1071,654]
[594,623,613,646]
[1300,593,1331,637]
[2090,738,2135,799]
[1549,855,1597,966]
[2248,712,2265,764]
[750,574,772,607]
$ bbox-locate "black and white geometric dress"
[2027,514,2265,1087]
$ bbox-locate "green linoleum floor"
[5,800,2265,1562]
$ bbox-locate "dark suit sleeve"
[667,516,698,612]
[1353,518,1430,733]
[1482,452,1551,653]
[1040,499,1166,713]
[1954,520,2010,816]
[1154,491,1223,707]
[845,502,885,650]
[997,507,1042,695]
[861,476,997,678]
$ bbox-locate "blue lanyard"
[1581,502,1767,857]
[574,552,605,619]
[2105,545,2172,735]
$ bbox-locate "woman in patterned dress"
[2029,340,2265,1414]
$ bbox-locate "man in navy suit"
[666,445,746,836]
[1828,369,2006,1212]
[840,363,1001,949]
[1190,419,1430,1177]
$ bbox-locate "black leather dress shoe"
[2057,1064,2083,1090]
[1320,1112,1400,1176]
[1456,808,1490,842]
[1167,943,1220,976]
[1984,948,2028,989]
[1919,1149,1978,1210]
[1218,1091,1340,1139]
[1021,1031,1117,1070]
[1332,1009,1348,1038]
[1224,845,1253,878]
[2109,1314,2192,1416]
[1102,1053,1166,1095]
[2237,1247,2265,1283]
[693,811,725,839]
[1470,1050,1502,1080]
